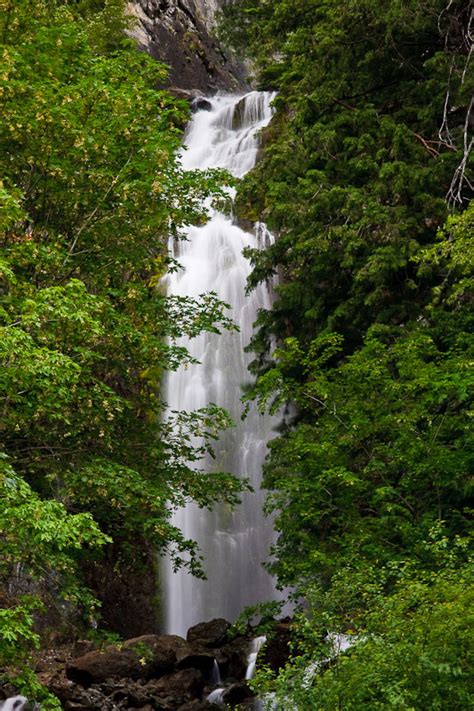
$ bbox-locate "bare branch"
[64,155,133,262]
[447,95,474,206]
[439,59,456,149]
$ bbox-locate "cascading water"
[163,92,280,637]
[245,635,268,680]
[0,697,36,711]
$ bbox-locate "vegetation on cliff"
[222,0,473,706]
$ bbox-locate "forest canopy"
[221,0,473,707]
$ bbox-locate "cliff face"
[128,0,243,93]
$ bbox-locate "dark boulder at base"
[186,619,231,648]
[46,669,82,705]
[152,668,205,705]
[215,637,250,681]
[177,651,216,677]
[260,618,293,672]
[66,635,178,686]
[222,680,254,706]
[28,619,277,710]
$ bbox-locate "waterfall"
[207,688,226,704]
[211,659,222,685]
[163,92,279,637]
[245,635,267,680]
[0,698,29,711]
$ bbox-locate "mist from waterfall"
[162,92,280,637]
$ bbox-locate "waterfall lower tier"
[0,698,37,711]
[162,92,280,637]
[246,635,267,680]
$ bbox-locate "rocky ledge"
[1,619,292,710]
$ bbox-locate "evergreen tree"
[221,1,473,706]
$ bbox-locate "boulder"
[192,98,212,112]
[222,680,254,706]
[231,97,246,130]
[176,651,216,677]
[215,637,250,680]
[122,682,154,708]
[158,634,193,661]
[61,686,107,710]
[66,635,178,686]
[152,669,204,705]
[47,670,80,704]
[260,619,292,672]
[186,619,231,648]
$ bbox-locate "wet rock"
[115,678,172,709]
[231,97,246,130]
[47,669,81,704]
[159,634,193,661]
[186,619,231,648]
[178,702,216,710]
[192,98,212,112]
[177,651,216,677]
[215,637,250,680]
[222,680,254,705]
[153,669,204,704]
[61,686,107,710]
[66,635,177,686]
[168,87,203,103]
[124,684,152,708]
[260,619,292,672]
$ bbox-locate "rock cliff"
[128,1,244,93]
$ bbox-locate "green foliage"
[254,536,473,709]
[225,0,472,352]
[223,0,473,706]
[230,600,284,638]
[253,318,473,588]
[0,0,244,692]
[0,454,107,697]
[0,596,62,708]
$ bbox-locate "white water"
[211,658,222,685]
[246,635,267,680]
[207,688,226,705]
[0,698,29,711]
[163,92,280,637]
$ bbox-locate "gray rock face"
[127,1,244,92]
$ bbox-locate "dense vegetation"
[1,0,472,706]
[0,0,242,699]
[221,0,473,707]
